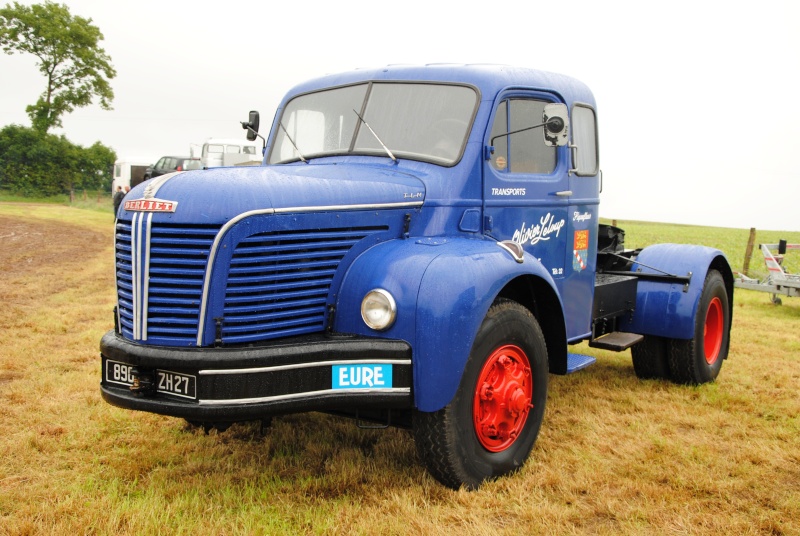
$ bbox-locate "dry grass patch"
[1,205,798,535]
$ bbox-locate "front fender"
[335,237,559,412]
[619,243,733,339]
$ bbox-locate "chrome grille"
[115,220,219,346]
[115,219,388,347]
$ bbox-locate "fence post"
[743,227,756,276]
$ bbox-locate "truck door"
[563,103,601,340]
[483,93,589,341]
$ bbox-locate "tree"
[77,140,116,191]
[0,1,115,133]
[0,124,116,196]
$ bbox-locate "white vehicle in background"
[200,138,261,168]
[112,158,153,191]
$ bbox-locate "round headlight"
[361,289,397,331]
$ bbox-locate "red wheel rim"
[704,297,724,365]
[473,344,533,452]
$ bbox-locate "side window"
[489,98,556,174]
[571,104,599,176]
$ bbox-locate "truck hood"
[121,164,426,224]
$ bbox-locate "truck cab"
[101,65,733,490]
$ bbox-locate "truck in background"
[199,138,261,168]
[100,65,733,490]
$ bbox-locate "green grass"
[0,188,114,213]
[0,204,798,535]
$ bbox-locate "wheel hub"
[473,344,533,452]
[704,296,724,365]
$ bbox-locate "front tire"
[413,299,549,490]
[668,269,730,384]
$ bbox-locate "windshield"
[268,82,477,165]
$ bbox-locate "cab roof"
[281,64,596,109]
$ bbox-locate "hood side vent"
[221,226,387,344]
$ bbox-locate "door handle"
[553,190,572,197]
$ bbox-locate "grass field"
[1,202,798,535]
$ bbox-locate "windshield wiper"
[353,109,396,162]
[279,122,307,163]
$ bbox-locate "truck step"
[566,353,597,374]
[588,331,644,351]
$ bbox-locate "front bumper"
[99,331,413,422]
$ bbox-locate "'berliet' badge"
[123,198,178,213]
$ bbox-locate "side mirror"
[542,103,569,147]
[242,110,260,141]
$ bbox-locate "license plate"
[105,360,196,399]
[332,364,393,389]
[155,370,196,399]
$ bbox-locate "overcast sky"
[2,0,799,231]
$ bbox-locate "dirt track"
[0,214,107,275]
[0,213,112,319]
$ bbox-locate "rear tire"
[631,335,670,379]
[668,270,730,384]
[413,299,548,490]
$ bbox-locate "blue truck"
[100,65,733,490]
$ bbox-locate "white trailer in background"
[734,241,800,304]
[112,159,153,192]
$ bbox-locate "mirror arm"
[490,118,562,146]
[241,123,267,154]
